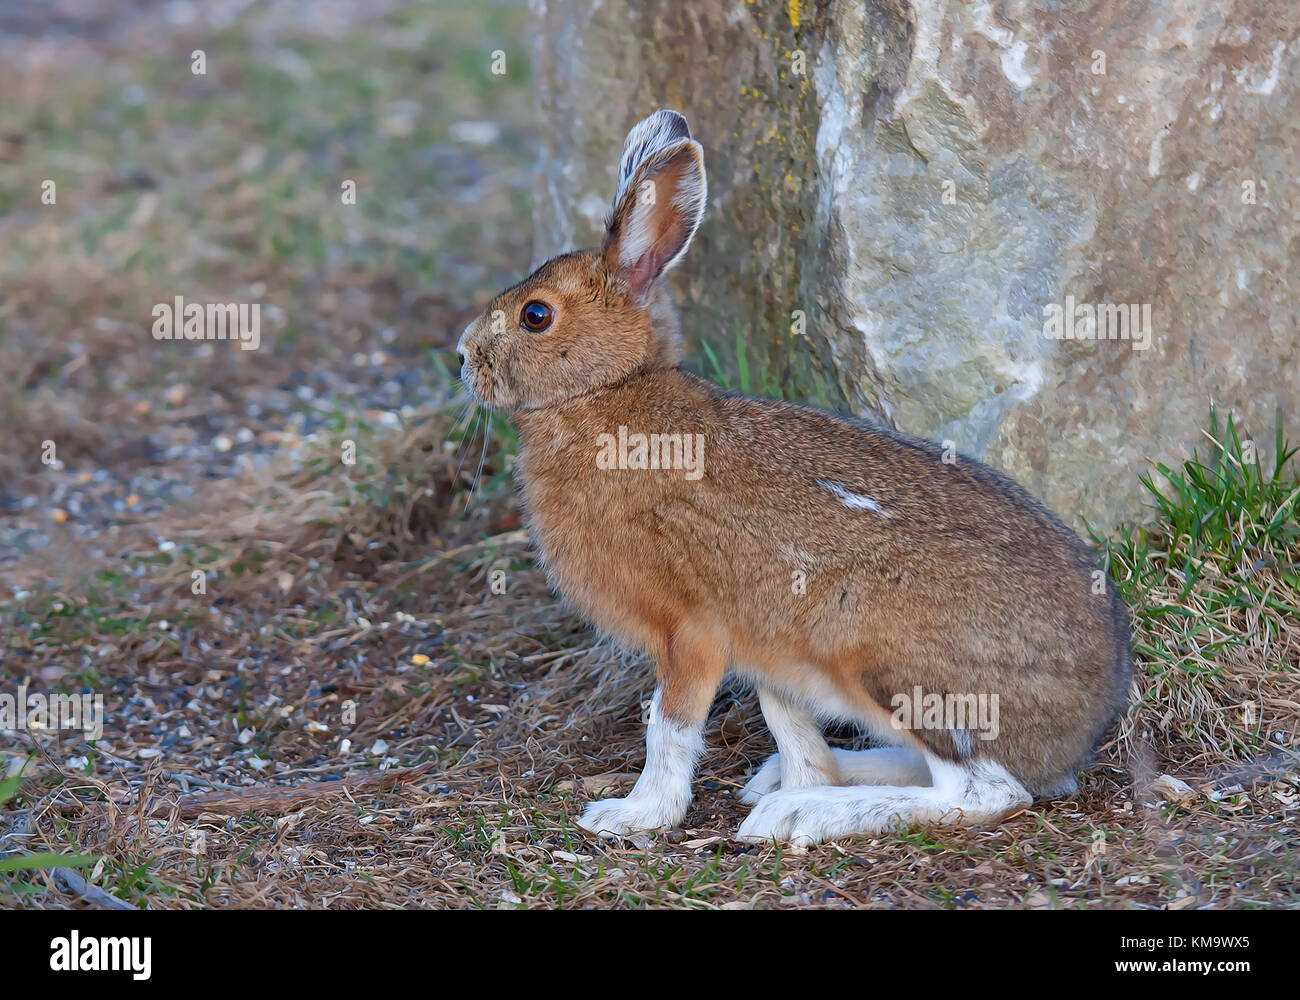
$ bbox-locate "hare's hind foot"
[736,755,1030,847]
[739,683,932,805]
[736,686,842,806]
[739,746,933,804]
[737,754,784,804]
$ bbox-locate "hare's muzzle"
[455,320,481,401]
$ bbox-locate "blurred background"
[1,0,534,562]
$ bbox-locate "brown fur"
[458,112,1131,800]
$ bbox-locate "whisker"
[450,399,474,433]
[470,405,493,496]
[453,407,483,489]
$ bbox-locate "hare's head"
[457,109,706,412]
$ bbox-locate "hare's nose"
[455,324,472,369]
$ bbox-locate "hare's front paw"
[738,753,783,804]
[577,796,677,839]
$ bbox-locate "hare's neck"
[512,366,699,469]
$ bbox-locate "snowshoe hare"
[457,110,1131,846]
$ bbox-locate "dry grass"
[1,0,1298,910]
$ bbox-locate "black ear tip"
[650,108,691,141]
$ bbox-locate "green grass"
[1095,406,1299,659]
[1099,407,1300,608]
[1092,406,1299,763]
[0,764,100,900]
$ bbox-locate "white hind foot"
[736,755,1031,847]
[738,687,840,806]
[738,753,783,805]
[740,746,931,804]
[835,746,932,787]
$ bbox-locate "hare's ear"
[602,109,706,299]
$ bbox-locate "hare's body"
[516,367,1128,793]
[458,110,1131,844]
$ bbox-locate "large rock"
[530,0,1299,531]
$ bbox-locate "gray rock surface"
[531,0,1299,530]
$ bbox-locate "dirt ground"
[1,0,1296,909]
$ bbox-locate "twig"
[49,867,135,910]
[147,762,439,819]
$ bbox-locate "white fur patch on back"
[815,479,887,515]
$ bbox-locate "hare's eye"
[520,301,553,332]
